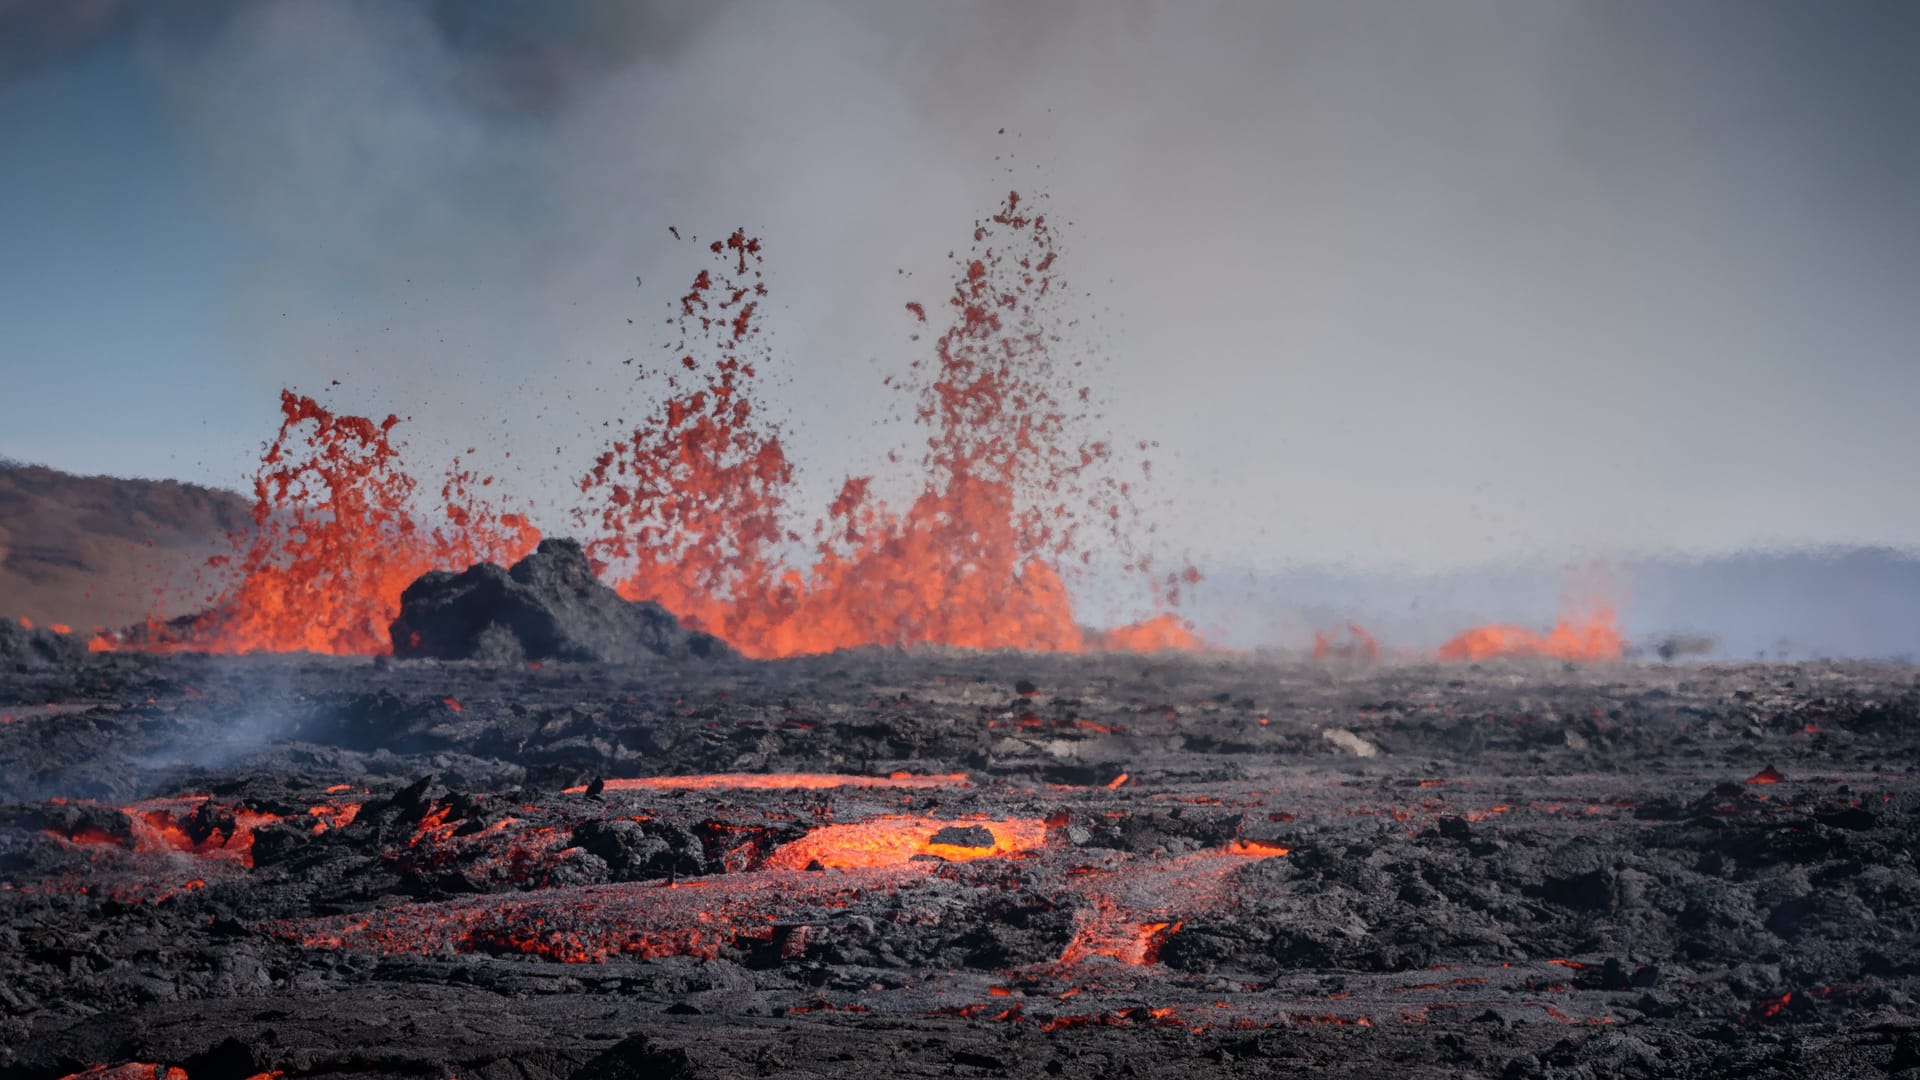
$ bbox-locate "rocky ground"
[1,648,1917,1078]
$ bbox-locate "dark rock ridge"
[0,462,251,630]
[0,617,85,672]
[388,538,731,663]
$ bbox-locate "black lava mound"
[0,618,84,672]
[388,538,731,663]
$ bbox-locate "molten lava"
[43,797,281,868]
[290,815,1047,963]
[118,193,1194,658]
[1058,840,1289,966]
[107,392,538,654]
[578,229,797,647]
[1437,605,1623,662]
[581,196,1197,658]
[760,816,1048,870]
[1092,613,1204,653]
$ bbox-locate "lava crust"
[2,651,1917,1078]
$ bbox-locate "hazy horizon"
[4,1,1917,587]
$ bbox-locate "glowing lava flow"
[99,392,538,654]
[1058,840,1289,966]
[760,816,1049,870]
[43,796,282,868]
[581,196,1199,658]
[285,817,1048,962]
[1437,605,1623,662]
[561,772,971,794]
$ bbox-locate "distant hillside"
[0,462,251,630]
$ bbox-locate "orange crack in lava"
[761,816,1048,870]
[1058,840,1289,966]
[561,772,971,794]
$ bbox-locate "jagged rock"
[388,538,731,663]
[929,824,997,849]
[0,617,86,671]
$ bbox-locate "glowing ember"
[306,802,361,834]
[761,815,1049,870]
[1745,765,1785,785]
[1437,604,1623,662]
[561,772,971,794]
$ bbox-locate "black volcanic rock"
[930,824,997,849]
[0,617,85,671]
[388,538,731,663]
[4,651,1920,1076]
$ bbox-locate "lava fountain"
[579,193,1199,657]
[100,391,539,654]
[116,192,1196,658]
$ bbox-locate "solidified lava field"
[3,651,1918,1078]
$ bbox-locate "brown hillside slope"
[0,463,249,630]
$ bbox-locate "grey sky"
[2,0,1916,579]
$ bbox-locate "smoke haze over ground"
[2,1,1917,644]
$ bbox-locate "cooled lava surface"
[2,651,1917,1078]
